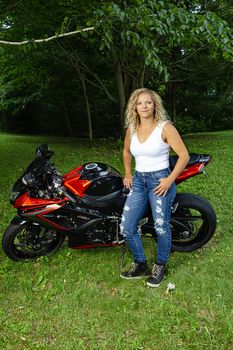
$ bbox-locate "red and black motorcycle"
[2,144,217,261]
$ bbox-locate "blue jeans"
[120,168,176,264]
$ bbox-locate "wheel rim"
[13,224,61,258]
[171,207,206,243]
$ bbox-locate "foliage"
[0,0,233,136]
[0,131,233,349]
[86,0,233,128]
[91,0,233,77]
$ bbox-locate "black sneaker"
[120,262,150,280]
[146,263,166,287]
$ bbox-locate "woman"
[120,88,190,287]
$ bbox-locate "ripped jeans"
[120,168,176,264]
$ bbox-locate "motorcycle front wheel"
[2,221,65,261]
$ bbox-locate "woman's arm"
[155,122,190,196]
[123,128,133,189]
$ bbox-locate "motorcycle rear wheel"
[141,193,217,252]
[2,222,65,261]
[171,193,217,252]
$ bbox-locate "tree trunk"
[138,62,145,88]
[166,81,177,123]
[172,82,177,124]
[80,75,93,141]
[63,99,73,137]
[2,111,7,132]
[115,60,147,136]
[115,62,126,135]
[75,62,93,141]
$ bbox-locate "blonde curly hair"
[125,88,168,135]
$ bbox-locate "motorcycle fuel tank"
[79,162,123,196]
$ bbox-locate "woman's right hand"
[123,175,133,189]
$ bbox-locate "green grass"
[0,131,232,350]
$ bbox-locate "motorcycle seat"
[169,153,211,170]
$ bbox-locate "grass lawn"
[0,131,232,350]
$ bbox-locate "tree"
[0,0,233,137]
[0,0,119,139]
[88,0,233,130]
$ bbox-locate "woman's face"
[136,93,155,120]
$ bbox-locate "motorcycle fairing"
[19,203,71,232]
[175,163,207,184]
[63,165,91,197]
[80,190,126,210]
[13,192,65,209]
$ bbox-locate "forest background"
[0,0,233,140]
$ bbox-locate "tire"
[2,221,65,261]
[171,193,217,252]
[141,193,217,252]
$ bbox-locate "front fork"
[11,215,30,226]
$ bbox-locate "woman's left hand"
[154,178,173,197]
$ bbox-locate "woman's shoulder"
[162,121,181,142]
[157,120,172,131]
[125,126,137,139]
[159,120,178,142]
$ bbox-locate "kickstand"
[120,242,127,273]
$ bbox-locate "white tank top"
[130,121,170,172]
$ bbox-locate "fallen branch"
[0,26,95,45]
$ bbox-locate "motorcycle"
[2,144,217,261]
